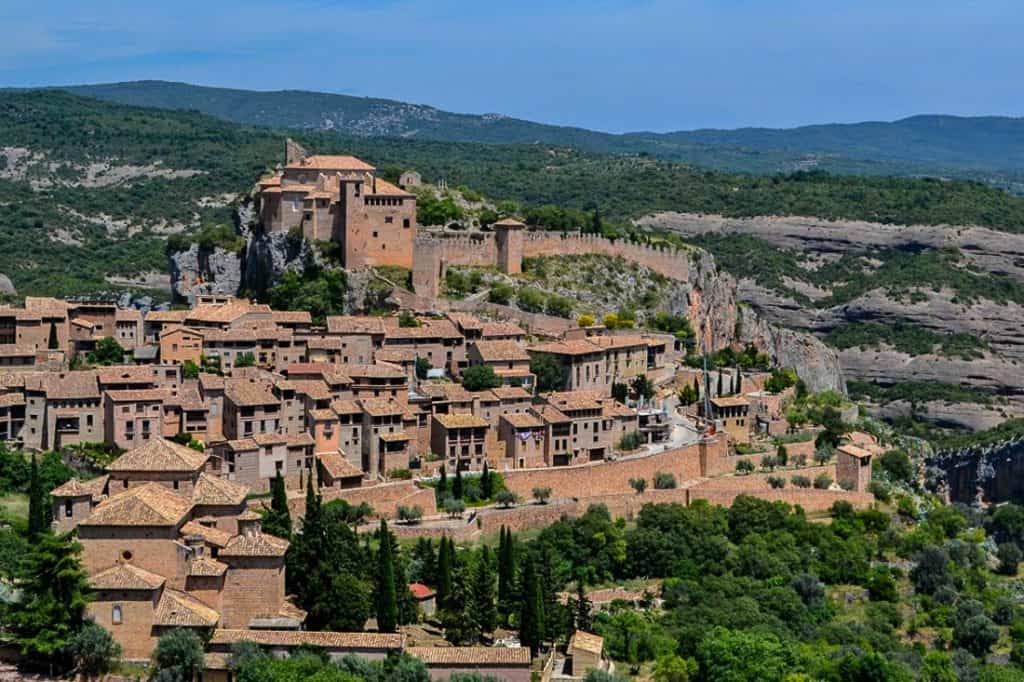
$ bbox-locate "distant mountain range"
[58,81,1024,183]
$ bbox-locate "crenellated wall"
[412,232,692,298]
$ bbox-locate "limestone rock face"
[0,273,16,297]
[169,243,243,303]
[738,305,845,394]
[242,230,316,300]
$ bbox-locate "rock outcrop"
[0,274,16,297]
[169,243,243,303]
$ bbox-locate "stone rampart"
[286,481,438,519]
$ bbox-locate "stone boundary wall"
[499,440,717,500]
[690,488,874,512]
[286,481,438,519]
[450,299,577,337]
[694,465,835,490]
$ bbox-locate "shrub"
[813,473,833,489]
[997,542,1022,576]
[813,445,834,466]
[488,282,514,305]
[735,459,755,475]
[654,472,677,489]
[868,479,892,502]
[577,314,596,327]
[66,622,121,677]
[617,431,643,451]
[445,498,466,518]
[388,468,413,480]
[495,490,519,508]
[462,365,502,391]
[760,455,777,471]
[397,505,423,524]
[516,287,546,313]
[630,478,648,494]
[532,487,552,504]
[766,476,786,489]
[792,453,808,467]
[398,311,420,328]
[545,294,574,318]
[791,475,811,488]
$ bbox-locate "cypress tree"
[262,471,292,540]
[693,376,700,401]
[472,546,497,637]
[717,370,723,397]
[572,581,593,631]
[27,453,47,539]
[376,519,399,632]
[438,464,447,496]
[437,536,453,609]
[453,466,463,500]
[497,527,516,624]
[47,322,58,350]
[518,558,545,656]
[735,367,742,394]
[481,461,493,500]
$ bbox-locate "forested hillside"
[4,89,1024,297]
[60,81,1024,184]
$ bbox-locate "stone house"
[223,377,281,440]
[702,395,751,445]
[432,413,490,472]
[544,392,615,462]
[498,413,547,469]
[527,340,607,394]
[405,646,531,682]
[467,340,534,390]
[324,316,387,363]
[159,326,204,366]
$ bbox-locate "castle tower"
[494,218,526,274]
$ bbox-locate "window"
[112,605,123,625]
[275,461,283,472]
[384,216,393,224]
[173,480,179,490]
[372,231,378,238]
[64,500,73,517]
[403,218,410,228]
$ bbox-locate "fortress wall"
[521,233,691,282]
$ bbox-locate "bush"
[545,293,574,318]
[735,459,755,475]
[488,282,514,305]
[766,476,786,489]
[997,542,1022,575]
[462,365,502,391]
[630,478,648,494]
[397,505,423,524]
[654,472,677,489]
[868,479,892,502]
[516,287,546,313]
[445,498,466,518]
[760,455,777,471]
[813,473,833,489]
[791,475,811,488]
[577,314,596,327]
[618,431,643,451]
[495,490,519,508]
[388,468,413,480]
[812,445,834,465]
[532,487,552,504]
[878,449,915,484]
[66,622,121,677]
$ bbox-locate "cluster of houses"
[0,296,677,496]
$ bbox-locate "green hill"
[56,80,1024,185]
[4,89,1024,298]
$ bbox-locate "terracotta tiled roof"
[0,391,26,406]
[838,443,873,460]
[107,438,208,473]
[492,217,527,228]
[221,530,290,558]
[491,386,532,401]
[105,388,167,402]
[330,399,363,414]
[306,336,342,350]
[186,300,271,325]
[223,438,259,452]
[114,307,143,322]
[591,335,649,350]
[569,630,604,656]
[501,413,544,429]
[359,398,405,417]
[374,348,418,363]
[379,432,410,442]
[368,178,413,197]
[50,475,108,501]
[188,556,229,577]
[154,588,220,627]
[420,382,473,402]
[338,363,406,380]
[308,408,337,421]
[546,391,603,411]
[326,316,387,335]
[407,646,531,665]
[145,310,189,323]
[710,395,750,408]
[180,521,233,548]
[385,319,460,340]
[286,154,376,171]
[409,583,436,600]
[252,432,287,446]
[89,563,166,591]
[272,310,312,324]
[288,379,332,401]
[82,483,193,527]
[434,413,488,429]
[225,378,278,406]
[480,321,526,338]
[527,339,601,356]
[192,473,248,507]
[24,296,68,317]
[532,404,571,424]
[209,629,405,649]
[318,452,364,480]
[43,371,99,400]
[199,374,226,391]
[446,311,484,331]
[471,340,529,363]
[287,433,315,448]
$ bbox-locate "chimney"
[184,534,205,558]
[237,510,262,537]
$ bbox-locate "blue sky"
[1,0,1021,132]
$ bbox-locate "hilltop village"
[0,148,880,675]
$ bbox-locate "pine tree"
[518,558,545,656]
[262,471,292,540]
[481,461,493,500]
[10,531,90,663]
[375,520,399,633]
[47,322,58,350]
[472,546,497,637]
[497,526,517,624]
[27,453,47,539]
[437,536,453,609]
[453,466,463,500]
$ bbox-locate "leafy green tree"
[570,581,593,632]
[268,268,347,324]
[462,365,502,391]
[518,558,545,655]
[531,353,565,392]
[86,337,124,365]
[151,628,205,682]
[920,651,958,682]
[953,600,999,656]
[65,622,121,678]
[472,546,497,637]
[376,519,399,633]
[997,542,1022,575]
[415,356,431,380]
[496,489,518,507]
[630,477,648,493]
[735,459,755,475]
[27,453,48,539]
[262,470,292,540]
[652,655,697,682]
[877,449,914,484]
[695,627,790,682]
[9,531,89,664]
[533,486,552,504]
[545,293,573,318]
[488,282,514,305]
[234,352,256,368]
[631,375,654,401]
[516,287,546,313]
[181,359,200,379]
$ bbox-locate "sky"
[1,0,1021,133]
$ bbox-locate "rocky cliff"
[169,243,243,302]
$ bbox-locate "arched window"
[112,605,123,624]
[64,499,73,518]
